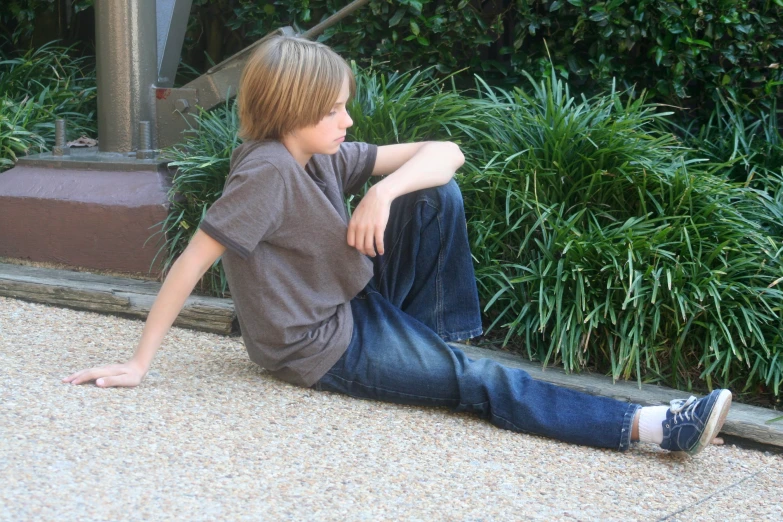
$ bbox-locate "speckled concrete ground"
[1,296,781,521]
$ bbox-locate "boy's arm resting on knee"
[371,141,465,195]
[348,141,464,256]
[62,229,227,387]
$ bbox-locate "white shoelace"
[668,396,697,424]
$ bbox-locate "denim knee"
[438,179,464,208]
[418,178,464,214]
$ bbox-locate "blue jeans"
[315,180,640,451]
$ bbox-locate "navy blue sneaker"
[660,389,732,456]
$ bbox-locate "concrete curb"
[1,261,781,449]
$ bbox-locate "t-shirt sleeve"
[332,141,378,195]
[199,160,285,259]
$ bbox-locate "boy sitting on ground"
[64,35,732,456]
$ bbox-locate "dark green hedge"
[228,0,783,123]
[331,0,782,119]
[3,0,781,123]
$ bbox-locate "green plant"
[0,42,96,137]
[458,71,783,399]
[671,93,783,216]
[156,100,242,296]
[0,42,96,170]
[0,97,48,171]
[347,65,488,144]
[185,0,783,127]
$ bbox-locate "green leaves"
[0,43,97,172]
[389,9,405,28]
[458,70,783,398]
[347,65,484,146]
[156,100,241,296]
[0,98,47,169]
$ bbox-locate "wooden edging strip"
[1,262,780,448]
[0,263,237,335]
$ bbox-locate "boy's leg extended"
[315,292,639,451]
[371,179,482,342]
[339,179,638,450]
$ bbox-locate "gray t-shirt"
[199,140,377,387]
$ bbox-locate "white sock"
[638,406,669,444]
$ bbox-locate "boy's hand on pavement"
[62,359,147,388]
[347,185,392,257]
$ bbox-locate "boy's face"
[294,76,353,157]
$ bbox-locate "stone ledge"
[1,262,780,449]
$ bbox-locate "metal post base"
[0,149,171,275]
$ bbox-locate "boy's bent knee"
[432,178,464,210]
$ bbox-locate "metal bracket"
[156,0,193,87]
[155,87,199,149]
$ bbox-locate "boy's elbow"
[443,141,465,171]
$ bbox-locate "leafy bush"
[1,0,58,47]
[460,71,783,399]
[0,0,93,50]
[157,100,242,296]
[192,0,783,126]
[9,1,781,127]
[159,67,783,402]
[0,42,96,171]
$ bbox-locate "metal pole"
[95,0,157,153]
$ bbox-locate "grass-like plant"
[668,94,783,239]
[348,65,487,145]
[458,71,783,399]
[0,42,96,171]
[155,100,241,296]
[0,97,48,170]
[682,95,783,187]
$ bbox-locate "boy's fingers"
[63,365,119,385]
[363,228,375,256]
[63,368,101,384]
[62,371,81,383]
[375,226,385,255]
[346,222,356,247]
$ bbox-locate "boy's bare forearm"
[347,142,465,256]
[132,231,226,370]
[131,251,210,371]
[63,230,226,387]
[374,141,464,201]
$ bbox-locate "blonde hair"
[237,35,355,142]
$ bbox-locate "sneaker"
[660,389,732,456]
